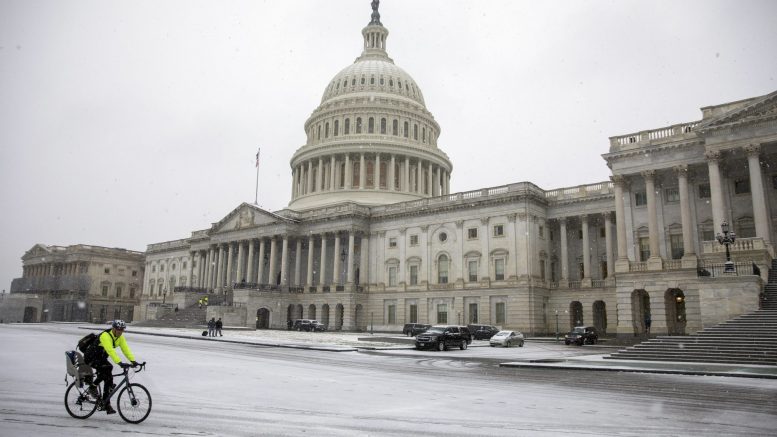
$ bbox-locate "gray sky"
[1,0,776,291]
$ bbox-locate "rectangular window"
[639,237,651,262]
[468,260,478,282]
[540,260,546,280]
[467,228,478,239]
[132,270,138,277]
[578,229,583,240]
[634,191,647,207]
[670,234,684,260]
[409,265,418,285]
[495,258,505,281]
[183,261,187,270]
[665,187,680,203]
[104,267,110,274]
[600,227,606,238]
[409,235,419,246]
[698,184,711,199]
[409,304,418,323]
[149,283,154,295]
[102,286,108,297]
[389,238,397,248]
[538,225,544,238]
[493,224,504,237]
[114,308,121,320]
[702,229,715,241]
[495,302,505,324]
[734,179,750,194]
[579,262,585,279]
[601,261,608,279]
[387,305,396,324]
[437,304,448,324]
[116,287,122,298]
[388,267,397,286]
[130,288,136,298]
[468,303,478,324]
[550,230,554,241]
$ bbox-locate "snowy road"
[1,324,775,436]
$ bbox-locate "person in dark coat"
[215,318,223,337]
[644,314,652,335]
[207,318,216,337]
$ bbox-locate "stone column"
[306,161,314,194]
[675,165,698,268]
[205,248,213,289]
[745,144,770,243]
[294,239,302,286]
[215,245,224,288]
[306,236,315,287]
[257,239,266,284]
[444,171,450,195]
[330,156,336,190]
[333,233,342,285]
[359,234,369,286]
[246,240,255,283]
[581,215,591,286]
[427,162,433,196]
[416,160,423,193]
[390,155,396,191]
[603,212,614,278]
[320,234,328,286]
[226,242,235,285]
[706,151,725,235]
[280,236,289,287]
[643,170,663,270]
[375,154,381,190]
[345,154,352,189]
[612,175,630,272]
[347,231,355,285]
[316,158,324,191]
[188,251,195,287]
[559,218,569,285]
[291,167,297,199]
[404,156,410,192]
[433,166,440,196]
[236,242,245,283]
[480,217,490,280]
[359,153,366,189]
[268,237,278,285]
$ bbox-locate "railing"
[335,285,345,292]
[308,287,317,293]
[547,281,559,289]
[429,283,455,290]
[629,262,648,272]
[609,120,700,150]
[322,286,331,293]
[355,286,364,293]
[697,261,760,278]
[544,181,614,201]
[591,279,606,288]
[288,287,304,294]
[174,286,209,293]
[701,237,768,254]
[664,259,683,270]
[567,280,581,289]
[233,282,259,290]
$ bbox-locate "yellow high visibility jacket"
[99,330,135,364]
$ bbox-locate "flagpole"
[254,148,261,205]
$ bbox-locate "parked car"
[293,319,319,331]
[414,325,469,351]
[458,326,473,344]
[469,324,500,340]
[309,320,327,332]
[402,323,431,337]
[489,330,524,347]
[564,326,598,345]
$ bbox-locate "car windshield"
[426,327,446,334]
[572,327,586,334]
[494,331,510,337]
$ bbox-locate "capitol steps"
[605,260,777,366]
[133,304,207,328]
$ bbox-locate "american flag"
[255,148,261,168]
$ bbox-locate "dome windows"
[392,119,398,136]
[325,122,330,138]
[380,77,384,85]
[389,79,394,87]
[368,117,375,133]
[370,76,375,85]
[344,118,350,135]
[380,118,386,134]
[351,79,356,86]
[422,127,426,143]
[334,120,339,137]
[356,117,363,133]
[361,77,365,85]
[413,124,419,140]
[403,122,409,138]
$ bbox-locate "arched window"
[356,117,362,134]
[351,78,356,86]
[392,119,398,136]
[370,76,375,85]
[335,81,339,90]
[394,163,401,189]
[352,161,360,188]
[368,117,375,133]
[403,121,409,138]
[334,120,339,136]
[344,118,350,135]
[325,122,330,138]
[361,77,365,85]
[380,161,388,188]
[414,124,418,140]
[422,127,426,143]
[317,125,321,140]
[380,77,384,85]
[389,79,393,87]
[398,81,403,89]
[366,161,375,188]
[339,163,346,188]
[380,118,386,134]
[438,255,449,284]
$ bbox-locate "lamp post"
[716,220,737,273]
[555,309,559,341]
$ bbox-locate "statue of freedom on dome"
[370,0,382,25]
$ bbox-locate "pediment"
[696,90,777,131]
[22,244,52,260]
[210,203,295,234]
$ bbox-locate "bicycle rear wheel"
[117,383,152,424]
[64,381,98,419]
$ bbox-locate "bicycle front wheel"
[117,383,152,424]
[64,381,98,419]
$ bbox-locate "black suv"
[293,319,325,332]
[564,326,598,345]
[414,325,469,351]
[468,324,499,340]
[402,323,431,337]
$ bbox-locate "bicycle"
[64,361,151,423]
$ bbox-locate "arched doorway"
[593,301,607,335]
[23,306,37,323]
[569,301,583,329]
[631,289,651,336]
[335,304,344,330]
[321,304,330,329]
[308,304,317,320]
[286,304,295,329]
[665,289,687,335]
[354,304,363,331]
[295,304,303,320]
[256,308,270,329]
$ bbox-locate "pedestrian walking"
[216,318,223,337]
[645,314,652,335]
[207,317,216,337]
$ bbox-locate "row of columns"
[292,153,450,198]
[23,262,85,277]
[189,231,369,290]
[611,144,770,270]
[556,213,614,282]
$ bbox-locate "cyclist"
[86,319,138,414]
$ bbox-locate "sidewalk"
[98,325,777,379]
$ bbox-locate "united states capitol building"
[138,3,777,340]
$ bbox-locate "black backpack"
[77,329,112,362]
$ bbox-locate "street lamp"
[555,309,559,341]
[716,220,736,273]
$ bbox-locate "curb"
[499,361,777,379]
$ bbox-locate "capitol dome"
[288,2,453,211]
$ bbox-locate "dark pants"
[90,358,114,403]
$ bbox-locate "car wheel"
[591,338,597,345]
[436,341,445,352]
[519,340,524,347]
[460,340,467,350]
[564,340,570,345]
[490,344,496,347]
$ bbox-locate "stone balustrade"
[609,120,700,150]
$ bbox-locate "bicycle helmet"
[112,319,127,330]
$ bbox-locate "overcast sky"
[1,0,775,291]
